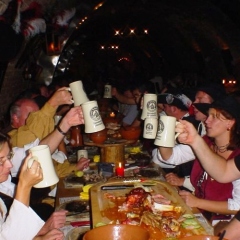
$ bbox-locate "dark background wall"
[1,0,240,123]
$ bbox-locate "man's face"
[132,89,143,104]
[17,101,39,127]
[163,104,174,117]
[40,86,49,98]
[123,90,134,99]
[194,91,213,104]
[193,91,213,121]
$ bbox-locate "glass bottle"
[70,125,83,147]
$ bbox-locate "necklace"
[213,142,229,153]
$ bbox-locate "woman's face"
[0,142,13,183]
[205,108,234,138]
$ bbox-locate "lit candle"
[49,43,54,52]
[110,112,115,118]
[115,162,124,177]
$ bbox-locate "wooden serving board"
[90,179,189,225]
[90,178,213,236]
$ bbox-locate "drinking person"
[153,89,199,191]
[0,133,66,239]
[153,83,226,190]
[174,96,240,239]
[10,106,89,180]
[0,106,90,239]
[155,95,240,221]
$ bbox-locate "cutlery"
[101,184,155,190]
[218,230,226,240]
[66,209,89,217]
[70,221,90,227]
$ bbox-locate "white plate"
[65,226,90,240]
[56,200,90,222]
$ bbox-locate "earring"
[227,127,230,131]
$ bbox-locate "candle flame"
[119,162,122,168]
[110,112,115,117]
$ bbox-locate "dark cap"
[194,96,240,130]
[157,91,192,111]
[193,103,211,116]
[197,82,226,101]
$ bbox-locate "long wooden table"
[55,161,222,234]
[55,177,82,208]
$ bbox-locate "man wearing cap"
[152,90,199,191]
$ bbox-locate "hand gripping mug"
[81,100,105,133]
[28,145,59,188]
[77,149,88,161]
[154,116,180,147]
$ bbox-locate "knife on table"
[101,184,155,190]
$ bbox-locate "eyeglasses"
[0,151,14,166]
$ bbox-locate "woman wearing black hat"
[180,96,240,219]
[176,96,240,239]
[155,95,240,221]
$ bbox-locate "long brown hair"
[214,108,240,150]
[0,132,11,152]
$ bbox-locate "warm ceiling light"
[229,80,232,84]
[130,29,135,34]
[222,79,226,84]
[115,46,119,49]
[101,46,105,49]
[94,2,103,10]
[115,30,120,35]
[111,45,114,49]
[144,29,148,34]
[82,19,85,22]
[233,80,236,84]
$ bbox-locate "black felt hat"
[194,96,240,130]
[193,103,211,116]
[197,82,226,101]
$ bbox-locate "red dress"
[190,136,240,218]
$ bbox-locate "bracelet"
[56,125,67,136]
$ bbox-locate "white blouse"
[0,198,44,240]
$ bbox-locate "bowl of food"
[83,224,149,240]
[119,126,142,141]
[90,129,107,144]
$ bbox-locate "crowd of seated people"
[1,76,240,239]
[0,102,89,239]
